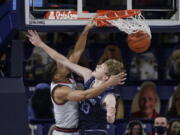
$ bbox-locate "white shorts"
[52,130,79,135]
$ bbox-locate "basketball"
[127,31,151,53]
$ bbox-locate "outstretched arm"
[69,20,94,64]
[26,30,92,81]
[54,72,126,103]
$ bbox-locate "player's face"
[139,88,157,116]
[92,63,109,80]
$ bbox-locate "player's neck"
[93,79,105,87]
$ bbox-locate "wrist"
[105,81,112,88]
[39,41,45,47]
[84,27,90,33]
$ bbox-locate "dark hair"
[125,120,145,135]
[154,115,169,124]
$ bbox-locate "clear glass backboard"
[23,0,179,28]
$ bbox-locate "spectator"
[25,53,47,80]
[166,84,180,118]
[169,120,180,135]
[98,45,123,64]
[129,52,158,80]
[31,83,53,119]
[151,116,169,135]
[131,81,160,119]
[124,120,146,135]
[165,49,180,80]
[31,54,47,80]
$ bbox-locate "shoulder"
[102,93,116,105]
[52,85,73,104]
[104,94,116,99]
[53,85,73,98]
[84,76,95,88]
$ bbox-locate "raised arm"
[26,30,92,81]
[69,20,94,64]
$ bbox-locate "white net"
[105,13,151,38]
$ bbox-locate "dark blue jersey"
[79,77,117,130]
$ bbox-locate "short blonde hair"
[104,59,125,76]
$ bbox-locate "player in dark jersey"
[78,60,124,135]
[79,78,115,129]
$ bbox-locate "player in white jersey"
[27,21,126,135]
[50,81,79,135]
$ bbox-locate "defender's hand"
[108,72,127,86]
[26,30,43,47]
[85,19,95,30]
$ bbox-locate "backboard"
[19,0,180,31]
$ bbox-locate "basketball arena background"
[0,0,180,135]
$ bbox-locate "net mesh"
[95,10,151,38]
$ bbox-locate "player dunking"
[27,21,126,135]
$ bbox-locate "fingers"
[117,72,127,77]
[114,73,126,80]
[118,78,126,85]
[25,30,37,44]
[27,30,38,37]
[111,72,127,85]
[29,38,33,43]
[34,30,39,36]
[86,19,95,29]
[118,81,125,85]
[120,77,127,81]
[25,33,31,38]
[28,30,34,35]
[90,19,95,25]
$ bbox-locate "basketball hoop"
[94,9,151,38]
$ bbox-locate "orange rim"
[94,9,141,21]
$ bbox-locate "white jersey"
[50,80,79,130]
